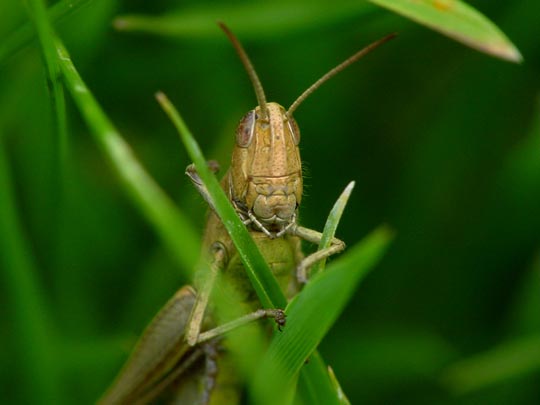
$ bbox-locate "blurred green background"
[1,0,539,404]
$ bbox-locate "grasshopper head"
[229,102,302,232]
[219,22,395,234]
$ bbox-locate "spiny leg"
[288,224,345,283]
[185,241,286,346]
[196,308,286,345]
[185,242,227,346]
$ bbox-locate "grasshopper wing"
[99,286,201,404]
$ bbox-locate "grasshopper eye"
[236,110,256,147]
[287,116,300,145]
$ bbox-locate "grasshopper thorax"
[229,102,302,233]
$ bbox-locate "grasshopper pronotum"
[99,23,395,404]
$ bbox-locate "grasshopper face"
[229,102,302,233]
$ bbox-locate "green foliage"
[368,0,522,62]
[1,0,539,403]
[442,334,540,394]
[253,227,393,405]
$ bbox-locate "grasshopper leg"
[289,225,346,283]
[186,241,287,346]
[185,241,227,346]
[196,308,286,344]
[201,343,219,405]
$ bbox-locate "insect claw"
[296,264,308,285]
[273,309,287,331]
[207,160,220,174]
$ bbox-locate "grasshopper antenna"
[287,33,397,116]
[218,22,269,119]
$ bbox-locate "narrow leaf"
[441,334,540,394]
[23,0,68,200]
[311,181,355,278]
[328,366,351,405]
[113,2,373,40]
[368,0,522,62]
[253,226,394,404]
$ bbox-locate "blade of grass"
[23,0,68,203]
[253,226,394,405]
[441,334,540,394]
[1,0,92,66]
[296,181,355,405]
[327,365,351,405]
[297,352,347,405]
[0,140,60,403]
[310,181,355,278]
[54,40,199,274]
[368,0,522,62]
[156,92,285,309]
[113,1,374,40]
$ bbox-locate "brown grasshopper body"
[99,23,394,405]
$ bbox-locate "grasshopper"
[99,23,395,404]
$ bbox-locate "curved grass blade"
[297,353,346,405]
[54,40,199,274]
[113,1,373,40]
[23,0,68,199]
[253,226,394,405]
[328,366,351,405]
[368,0,522,63]
[310,181,355,279]
[441,334,540,394]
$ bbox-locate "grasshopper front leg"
[185,234,286,348]
[288,224,346,284]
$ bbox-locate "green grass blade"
[296,352,347,405]
[311,181,355,278]
[0,141,60,403]
[441,334,540,394]
[253,226,394,405]
[113,1,373,40]
[327,365,351,405]
[54,40,199,274]
[0,0,92,66]
[156,92,285,309]
[368,0,522,62]
[23,0,69,250]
